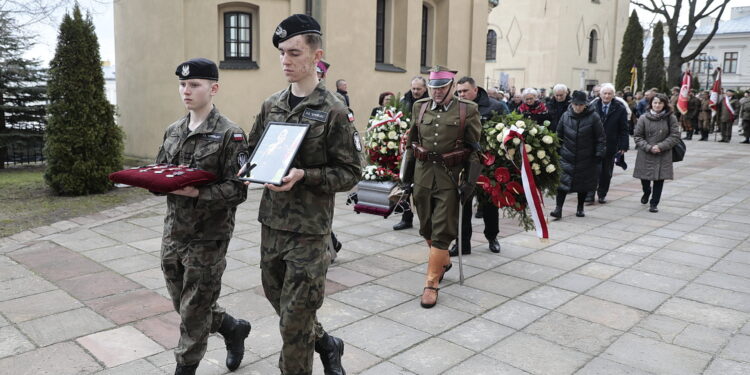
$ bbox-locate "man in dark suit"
[590,83,629,203]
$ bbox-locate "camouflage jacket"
[156,107,248,241]
[406,97,481,190]
[249,81,362,235]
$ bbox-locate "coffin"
[353,180,397,218]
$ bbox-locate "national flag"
[677,70,691,115]
[709,68,722,112]
[630,65,638,91]
[232,133,244,141]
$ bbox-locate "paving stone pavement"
[1,135,750,374]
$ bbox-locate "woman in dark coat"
[551,90,606,219]
[633,93,680,213]
[370,91,395,117]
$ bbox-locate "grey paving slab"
[341,254,415,278]
[439,317,515,352]
[602,333,712,375]
[463,271,538,298]
[547,272,602,293]
[443,354,531,375]
[633,258,704,280]
[439,284,508,311]
[678,283,750,312]
[575,262,623,280]
[673,323,732,354]
[0,289,83,323]
[482,300,549,330]
[521,250,589,271]
[655,298,747,331]
[0,325,36,359]
[83,245,144,263]
[610,269,688,294]
[390,337,474,375]
[524,312,622,355]
[93,358,165,375]
[586,281,670,312]
[494,260,567,283]
[719,334,750,363]
[18,307,115,347]
[712,259,750,278]
[380,300,473,335]
[0,275,57,302]
[557,295,646,331]
[359,361,417,375]
[484,332,592,375]
[596,251,644,268]
[329,284,412,313]
[575,357,656,375]
[0,341,102,374]
[332,316,430,358]
[516,285,577,310]
[704,358,750,375]
[630,314,689,343]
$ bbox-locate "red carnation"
[506,181,523,195]
[494,167,511,184]
[482,152,496,166]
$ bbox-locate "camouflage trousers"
[260,225,329,375]
[161,239,228,366]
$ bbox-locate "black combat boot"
[487,237,501,253]
[175,363,198,375]
[699,130,709,141]
[683,130,693,140]
[393,210,413,230]
[550,206,562,219]
[315,333,346,375]
[218,314,251,371]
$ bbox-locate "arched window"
[588,29,598,63]
[486,29,497,61]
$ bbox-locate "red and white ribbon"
[502,125,549,239]
[368,110,404,130]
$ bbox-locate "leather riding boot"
[421,247,450,308]
[315,333,346,375]
[218,313,251,371]
[175,363,198,375]
[550,206,562,219]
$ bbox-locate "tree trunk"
[667,58,683,88]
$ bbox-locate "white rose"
[489,129,496,135]
[546,164,556,173]
[378,132,386,140]
[388,131,398,139]
[524,144,532,153]
[536,150,546,159]
[543,120,551,126]
[400,121,408,129]
[387,141,397,149]
[532,163,540,170]
[507,149,516,158]
[527,154,535,162]
[370,142,378,149]
[380,148,388,154]
[515,120,525,127]
[512,138,521,145]
[496,134,504,142]
[542,135,553,144]
[529,127,538,136]
[542,158,549,165]
[534,169,541,175]
[495,123,505,130]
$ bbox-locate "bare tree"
[631,0,731,86]
[0,0,111,27]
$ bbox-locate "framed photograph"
[239,122,309,185]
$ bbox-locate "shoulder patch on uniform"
[237,151,248,168]
[353,130,362,152]
[347,111,355,122]
[232,133,244,141]
[302,108,329,123]
[202,133,223,141]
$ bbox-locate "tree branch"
[681,0,731,62]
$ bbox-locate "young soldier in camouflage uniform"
[156,58,251,375]
[400,66,482,308]
[244,15,361,375]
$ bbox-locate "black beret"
[175,58,218,81]
[273,14,321,48]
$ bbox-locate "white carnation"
[546,164,556,173]
[496,134,504,142]
[532,163,540,170]
[387,141,397,149]
[525,144,532,152]
[536,150,546,159]
[388,131,398,139]
[527,154,535,162]
[529,127,538,136]
[515,120,525,127]
[400,121,408,129]
[542,135,553,144]
[512,138,521,145]
[378,132,387,140]
[534,169,541,175]
[495,123,505,130]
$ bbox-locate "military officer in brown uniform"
[717,89,740,142]
[698,91,712,141]
[400,66,482,308]
[244,15,361,375]
[156,58,251,375]
[681,90,701,140]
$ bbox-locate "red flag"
[677,70,691,115]
[709,68,722,112]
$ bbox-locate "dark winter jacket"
[473,86,509,123]
[400,91,428,114]
[336,89,350,107]
[633,110,680,181]
[556,105,606,192]
[518,100,550,126]
[593,99,630,155]
[545,95,571,132]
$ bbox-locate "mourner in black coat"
[551,91,606,219]
[590,93,630,203]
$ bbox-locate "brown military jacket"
[156,107,248,241]
[717,95,740,123]
[699,97,712,121]
[684,96,701,120]
[407,97,481,190]
[249,80,362,235]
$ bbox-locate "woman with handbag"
[633,93,681,213]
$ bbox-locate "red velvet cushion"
[108,164,217,193]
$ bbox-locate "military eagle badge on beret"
[181,65,190,77]
[275,26,287,38]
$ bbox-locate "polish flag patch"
[347,112,355,122]
[232,133,244,141]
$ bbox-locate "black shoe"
[474,209,483,219]
[218,314,251,371]
[315,333,346,375]
[550,207,562,219]
[598,196,607,204]
[449,243,471,257]
[649,205,658,213]
[331,232,342,253]
[392,219,412,231]
[641,192,650,204]
[175,364,198,375]
[584,194,594,203]
[576,209,585,217]
[488,238,501,253]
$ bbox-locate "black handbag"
[665,115,686,162]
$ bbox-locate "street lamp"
[694,55,717,90]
